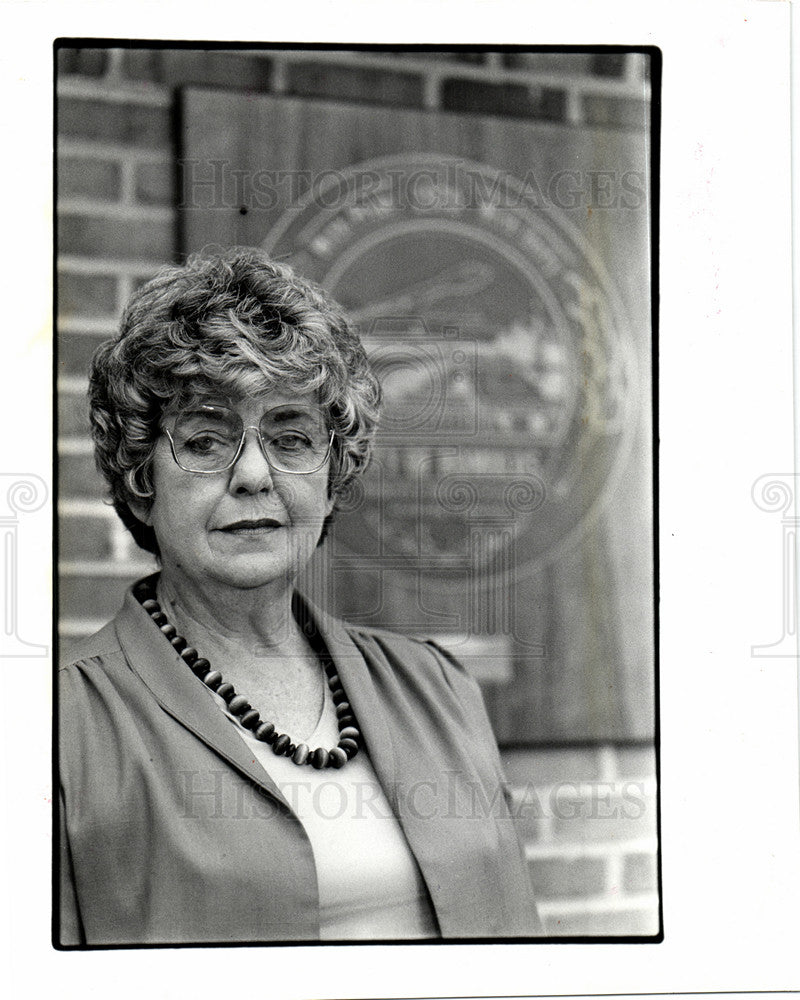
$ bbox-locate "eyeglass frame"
[161,405,336,477]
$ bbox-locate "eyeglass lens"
[170,404,331,473]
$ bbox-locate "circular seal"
[264,154,640,593]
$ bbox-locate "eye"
[183,431,230,455]
[270,431,312,452]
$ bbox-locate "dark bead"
[180,647,198,664]
[335,701,351,718]
[286,743,296,757]
[292,743,310,766]
[142,599,159,613]
[216,682,235,702]
[203,670,222,690]
[254,722,275,743]
[328,747,348,769]
[171,636,187,652]
[191,657,211,678]
[339,738,359,757]
[151,612,167,626]
[337,714,355,729]
[228,695,250,716]
[338,725,360,742]
[241,709,260,730]
[160,623,177,639]
[273,734,291,755]
[311,747,329,769]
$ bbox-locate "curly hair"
[88,247,381,556]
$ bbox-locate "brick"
[120,49,164,82]
[59,453,107,499]
[583,94,647,130]
[287,62,424,108]
[547,784,656,844]
[502,747,602,787]
[57,272,118,319]
[122,49,272,91]
[59,622,104,644]
[58,391,91,437]
[590,52,627,79]
[441,78,566,121]
[615,744,656,779]
[529,856,607,900]
[59,515,114,561]
[131,270,163,293]
[135,161,174,206]
[369,50,485,64]
[59,572,136,623]
[545,905,659,937]
[58,156,122,201]
[57,331,112,377]
[58,213,175,261]
[623,852,658,894]
[56,47,109,78]
[57,97,172,149]
[502,53,595,76]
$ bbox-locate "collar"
[113,576,398,816]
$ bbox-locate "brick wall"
[56,45,657,938]
[506,742,658,936]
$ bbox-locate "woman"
[58,247,541,945]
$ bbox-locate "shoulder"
[344,623,490,717]
[58,618,133,723]
[58,618,122,672]
[342,621,505,773]
[345,622,459,674]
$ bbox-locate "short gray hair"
[88,247,381,555]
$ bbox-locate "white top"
[209,678,439,940]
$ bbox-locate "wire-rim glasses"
[163,402,335,476]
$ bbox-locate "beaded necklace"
[135,584,363,770]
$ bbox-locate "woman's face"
[136,389,335,597]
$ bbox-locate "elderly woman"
[58,247,540,945]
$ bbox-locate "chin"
[203,554,297,592]
[228,568,295,592]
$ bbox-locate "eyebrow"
[174,400,325,422]
[266,407,322,423]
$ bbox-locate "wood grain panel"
[181,88,654,743]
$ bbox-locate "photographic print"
[56,42,658,946]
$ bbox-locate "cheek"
[277,473,334,521]
[147,463,213,537]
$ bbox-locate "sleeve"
[57,786,84,946]
[422,638,507,770]
[423,638,545,935]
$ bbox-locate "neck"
[156,567,306,656]
[151,571,332,740]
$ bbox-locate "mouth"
[217,518,284,533]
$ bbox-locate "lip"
[216,518,284,532]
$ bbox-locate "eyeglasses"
[163,403,335,475]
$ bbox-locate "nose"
[228,426,274,495]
